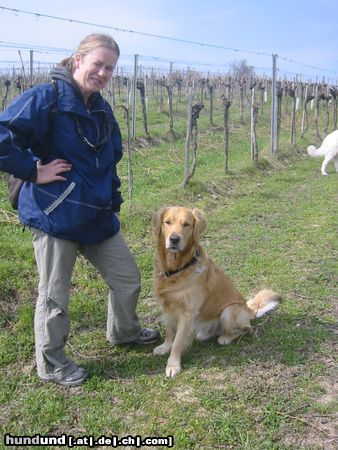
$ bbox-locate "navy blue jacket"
[0,76,123,244]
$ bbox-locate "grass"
[0,107,337,449]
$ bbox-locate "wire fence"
[0,47,336,208]
[0,51,336,150]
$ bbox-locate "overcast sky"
[0,0,337,82]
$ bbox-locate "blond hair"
[58,33,120,71]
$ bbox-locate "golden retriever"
[152,206,281,377]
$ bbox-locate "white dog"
[307,130,338,175]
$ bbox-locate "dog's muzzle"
[167,233,181,250]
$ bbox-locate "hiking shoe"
[39,367,89,387]
[133,328,161,344]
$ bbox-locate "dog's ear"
[152,207,169,237]
[192,208,207,242]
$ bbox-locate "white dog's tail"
[307,144,325,157]
[246,289,281,319]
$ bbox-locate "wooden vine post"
[314,83,321,139]
[329,87,337,130]
[258,79,266,115]
[222,95,231,172]
[239,76,246,125]
[175,76,183,111]
[276,82,283,150]
[162,77,175,139]
[301,84,312,137]
[302,94,315,137]
[208,81,216,126]
[322,87,330,133]
[118,79,133,209]
[2,79,11,111]
[183,85,204,187]
[288,83,297,145]
[250,86,259,164]
[159,77,164,113]
[183,85,193,187]
[251,105,259,163]
[109,78,116,109]
[136,79,150,140]
[199,78,207,101]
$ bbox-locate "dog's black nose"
[169,234,180,246]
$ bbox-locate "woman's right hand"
[36,159,72,184]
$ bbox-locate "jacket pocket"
[35,180,112,234]
[42,181,76,215]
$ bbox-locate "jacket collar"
[51,68,107,117]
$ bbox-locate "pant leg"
[31,228,79,378]
[83,232,141,344]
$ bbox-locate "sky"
[0,0,337,82]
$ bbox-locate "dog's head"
[152,206,207,252]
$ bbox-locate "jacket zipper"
[43,182,76,215]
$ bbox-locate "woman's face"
[73,47,118,101]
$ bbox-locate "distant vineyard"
[0,64,337,186]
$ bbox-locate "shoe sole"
[39,373,89,387]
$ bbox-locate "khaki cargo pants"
[31,228,141,379]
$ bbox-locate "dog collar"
[160,250,200,279]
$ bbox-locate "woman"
[0,34,160,386]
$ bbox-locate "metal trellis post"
[132,54,138,141]
[271,53,278,156]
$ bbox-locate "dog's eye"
[182,222,191,227]
[164,220,172,225]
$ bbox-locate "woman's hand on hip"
[36,159,72,184]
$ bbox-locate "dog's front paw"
[153,343,171,355]
[218,335,233,345]
[165,364,181,378]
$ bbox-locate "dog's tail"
[246,289,281,319]
[307,144,325,157]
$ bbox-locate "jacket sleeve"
[0,85,54,181]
